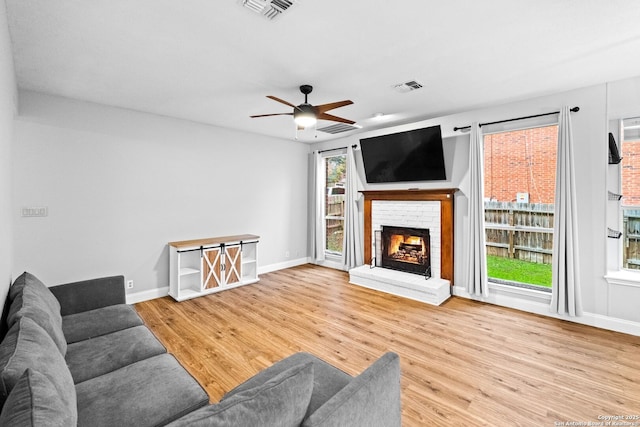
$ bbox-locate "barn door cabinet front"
[168,235,259,301]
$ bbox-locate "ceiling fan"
[250,85,355,128]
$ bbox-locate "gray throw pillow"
[166,362,314,427]
[0,317,77,422]
[8,272,56,305]
[7,273,67,355]
[0,369,74,427]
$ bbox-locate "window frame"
[604,118,640,288]
[482,120,559,293]
[617,117,640,274]
[320,150,347,258]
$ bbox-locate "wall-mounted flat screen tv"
[360,125,446,183]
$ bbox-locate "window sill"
[325,252,342,258]
[604,270,640,288]
[488,281,552,302]
[316,254,343,271]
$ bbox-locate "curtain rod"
[317,144,358,154]
[453,106,580,132]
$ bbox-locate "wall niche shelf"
[609,133,622,164]
[607,130,623,240]
[608,228,622,239]
[168,234,259,302]
[608,191,623,201]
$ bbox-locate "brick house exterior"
[484,126,558,204]
[481,127,640,205]
[622,139,640,206]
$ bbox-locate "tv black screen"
[360,125,446,183]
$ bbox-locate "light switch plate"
[21,207,48,217]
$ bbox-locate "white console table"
[168,234,259,301]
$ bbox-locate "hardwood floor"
[135,264,640,426]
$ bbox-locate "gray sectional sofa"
[0,272,402,426]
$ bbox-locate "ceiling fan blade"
[317,112,356,125]
[266,96,302,111]
[315,100,353,114]
[250,113,293,118]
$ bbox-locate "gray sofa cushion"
[0,317,77,422]
[223,352,351,418]
[166,362,314,427]
[49,275,126,316]
[302,352,401,427]
[8,272,53,303]
[75,353,208,427]
[62,304,143,344]
[0,369,74,427]
[7,272,67,355]
[66,325,167,383]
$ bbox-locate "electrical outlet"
[126,280,134,289]
[285,251,290,258]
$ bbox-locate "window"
[621,117,640,271]
[483,125,558,290]
[323,154,346,256]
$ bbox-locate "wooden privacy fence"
[623,208,640,270]
[326,195,345,236]
[484,201,554,264]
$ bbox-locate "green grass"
[486,255,552,288]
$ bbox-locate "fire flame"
[406,236,422,245]
[387,235,425,257]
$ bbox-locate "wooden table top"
[168,234,259,249]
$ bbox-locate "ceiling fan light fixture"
[294,114,316,128]
[294,104,317,127]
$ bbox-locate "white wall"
[0,2,17,312]
[314,79,640,335]
[12,91,309,297]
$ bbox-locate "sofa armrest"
[302,352,402,427]
[49,275,126,316]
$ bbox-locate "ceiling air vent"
[393,80,423,93]
[317,123,362,135]
[240,0,297,20]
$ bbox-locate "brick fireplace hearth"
[349,189,456,306]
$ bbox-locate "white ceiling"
[6,0,640,143]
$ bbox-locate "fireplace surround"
[362,189,456,284]
[349,189,456,306]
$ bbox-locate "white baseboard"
[258,257,310,275]
[126,286,169,305]
[452,285,640,337]
[127,258,310,304]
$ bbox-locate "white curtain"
[466,122,489,297]
[309,151,325,263]
[550,107,582,316]
[342,146,363,269]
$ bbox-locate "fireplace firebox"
[380,226,431,277]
